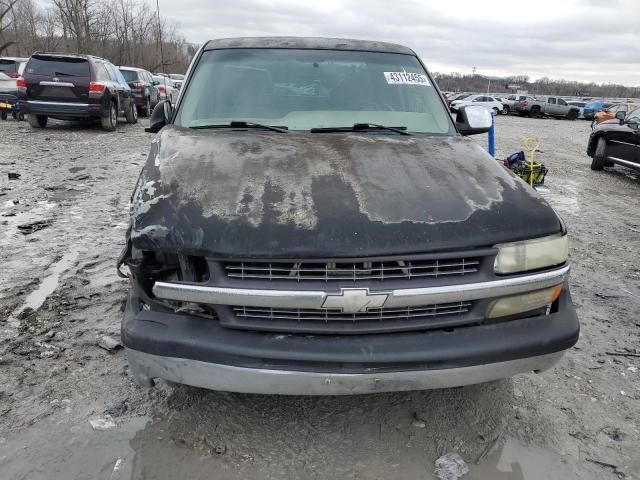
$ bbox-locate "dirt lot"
[0,114,639,480]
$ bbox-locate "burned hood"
[130,127,562,257]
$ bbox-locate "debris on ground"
[88,415,116,430]
[104,400,127,418]
[8,172,21,180]
[97,335,122,352]
[434,453,469,480]
[17,220,52,235]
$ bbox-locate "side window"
[548,98,556,104]
[558,99,567,106]
[486,96,494,102]
[94,62,110,81]
[627,108,640,122]
[106,63,118,82]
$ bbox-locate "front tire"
[28,114,47,128]
[530,106,541,118]
[502,105,510,115]
[591,137,607,170]
[567,110,578,121]
[0,110,6,120]
[125,101,138,124]
[492,107,500,116]
[101,101,117,131]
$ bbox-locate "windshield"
[175,48,453,134]
[120,69,138,82]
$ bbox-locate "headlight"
[494,234,568,274]
[486,285,563,319]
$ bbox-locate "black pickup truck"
[119,37,578,395]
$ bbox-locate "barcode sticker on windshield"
[384,72,430,86]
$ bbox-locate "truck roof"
[203,37,416,55]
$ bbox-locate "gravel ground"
[0,114,639,480]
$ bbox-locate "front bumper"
[123,289,579,394]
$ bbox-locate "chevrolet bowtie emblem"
[321,288,390,313]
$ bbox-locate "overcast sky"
[157,0,640,86]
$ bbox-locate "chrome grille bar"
[233,302,472,323]
[223,258,481,282]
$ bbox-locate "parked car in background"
[120,36,577,395]
[169,73,185,89]
[450,94,503,115]
[588,107,640,172]
[516,96,580,120]
[0,57,29,78]
[446,92,471,106]
[502,95,536,115]
[583,100,611,120]
[567,101,586,119]
[119,66,160,116]
[592,103,640,126]
[19,52,137,130]
[0,60,26,120]
[152,75,178,103]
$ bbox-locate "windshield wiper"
[310,123,410,136]
[53,71,74,77]
[190,121,288,133]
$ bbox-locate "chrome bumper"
[152,265,570,309]
[127,348,565,395]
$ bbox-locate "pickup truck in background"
[503,95,536,115]
[515,96,580,120]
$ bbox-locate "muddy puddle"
[0,412,598,480]
[3,247,82,333]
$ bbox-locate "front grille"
[233,302,472,322]
[223,257,481,282]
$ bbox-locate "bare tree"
[0,0,20,54]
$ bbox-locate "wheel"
[492,107,500,116]
[28,114,47,128]
[0,110,6,120]
[567,110,578,121]
[141,97,151,117]
[530,106,541,117]
[101,101,117,131]
[502,105,510,115]
[125,101,138,124]
[18,112,24,121]
[590,137,607,171]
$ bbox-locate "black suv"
[19,53,137,130]
[119,66,160,117]
[588,107,640,172]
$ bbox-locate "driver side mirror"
[616,110,626,123]
[456,105,492,136]
[145,100,172,133]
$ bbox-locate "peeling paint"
[129,126,561,257]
